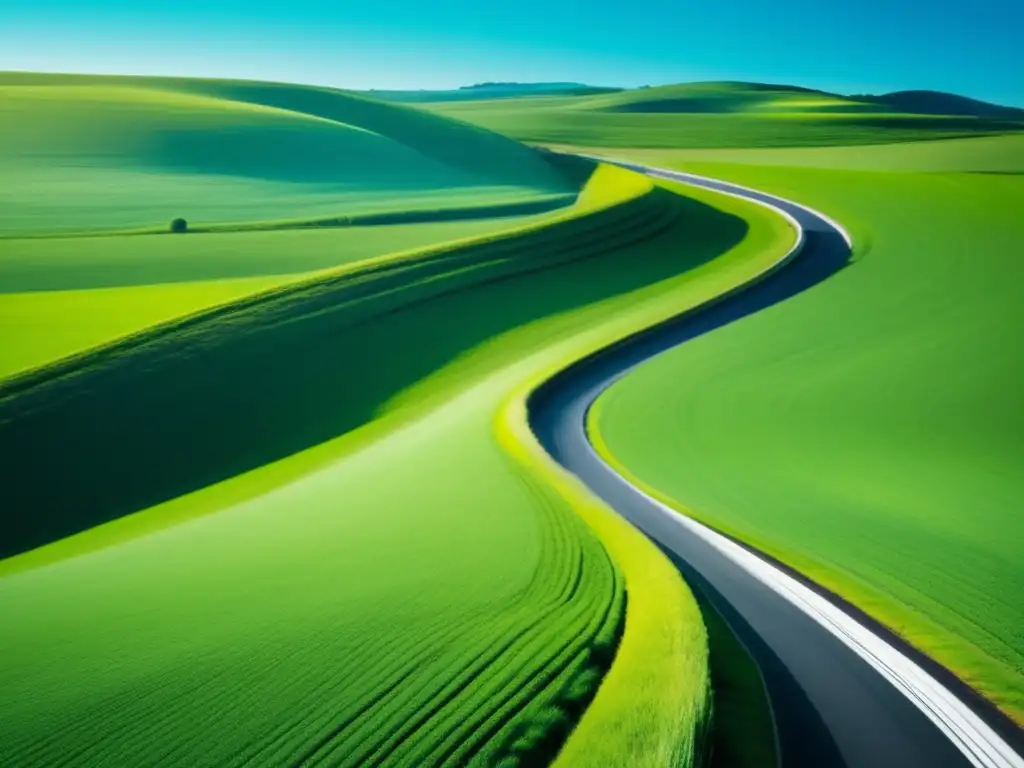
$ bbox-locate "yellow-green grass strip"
[0,278,282,379]
[487,177,799,765]
[497,383,710,767]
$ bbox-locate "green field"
[0,72,591,378]
[11,68,1020,764]
[0,72,578,235]
[589,140,1024,724]
[365,82,621,103]
[1,215,578,379]
[567,132,1024,173]
[0,73,812,766]
[0,164,793,767]
[424,81,1024,148]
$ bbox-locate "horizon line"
[2,66,1022,109]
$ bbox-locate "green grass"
[573,133,1024,173]
[589,146,1024,725]
[1,162,667,556]
[1,216,560,291]
[0,72,578,235]
[0,215,563,379]
[0,158,797,766]
[500,378,712,768]
[423,82,1024,148]
[367,83,621,103]
[1,277,281,379]
[1,389,623,768]
[695,594,777,768]
[0,71,595,378]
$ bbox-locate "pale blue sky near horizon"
[2,0,1022,106]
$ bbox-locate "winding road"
[529,162,1024,768]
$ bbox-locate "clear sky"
[2,0,1022,105]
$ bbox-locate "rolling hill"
[0,148,799,766]
[864,89,1024,118]
[369,81,619,103]
[0,72,590,378]
[588,141,1024,724]
[2,73,785,766]
[418,81,1024,148]
[0,72,578,235]
[10,65,1021,766]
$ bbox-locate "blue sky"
[2,0,1022,105]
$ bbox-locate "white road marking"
[579,157,1023,768]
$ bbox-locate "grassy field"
[0,72,591,378]
[0,214,570,379]
[562,132,1024,173]
[9,68,1018,766]
[0,86,802,768]
[589,140,1024,724]
[0,72,578,235]
[424,82,1024,148]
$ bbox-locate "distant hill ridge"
[378,79,1022,119]
[370,81,619,103]
[0,71,580,234]
[594,81,1024,118]
[863,90,1024,118]
[458,81,598,91]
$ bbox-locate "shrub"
[170,218,188,234]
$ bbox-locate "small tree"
[170,218,188,234]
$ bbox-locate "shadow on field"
[680,556,843,768]
[0,188,746,559]
[183,79,584,192]
[607,97,757,114]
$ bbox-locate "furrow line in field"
[432,548,623,766]
[220,613,506,767]
[257,607,540,767]
[319,555,594,764]
[416,476,625,765]
[320,471,617,765]
[197,616,480,767]
[399,541,616,763]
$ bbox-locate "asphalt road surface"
[529,162,1023,768]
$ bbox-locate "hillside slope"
[868,90,1024,118]
[424,81,1024,148]
[0,165,800,768]
[0,72,577,234]
[592,151,1024,724]
[369,82,620,103]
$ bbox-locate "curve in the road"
[529,161,1024,768]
